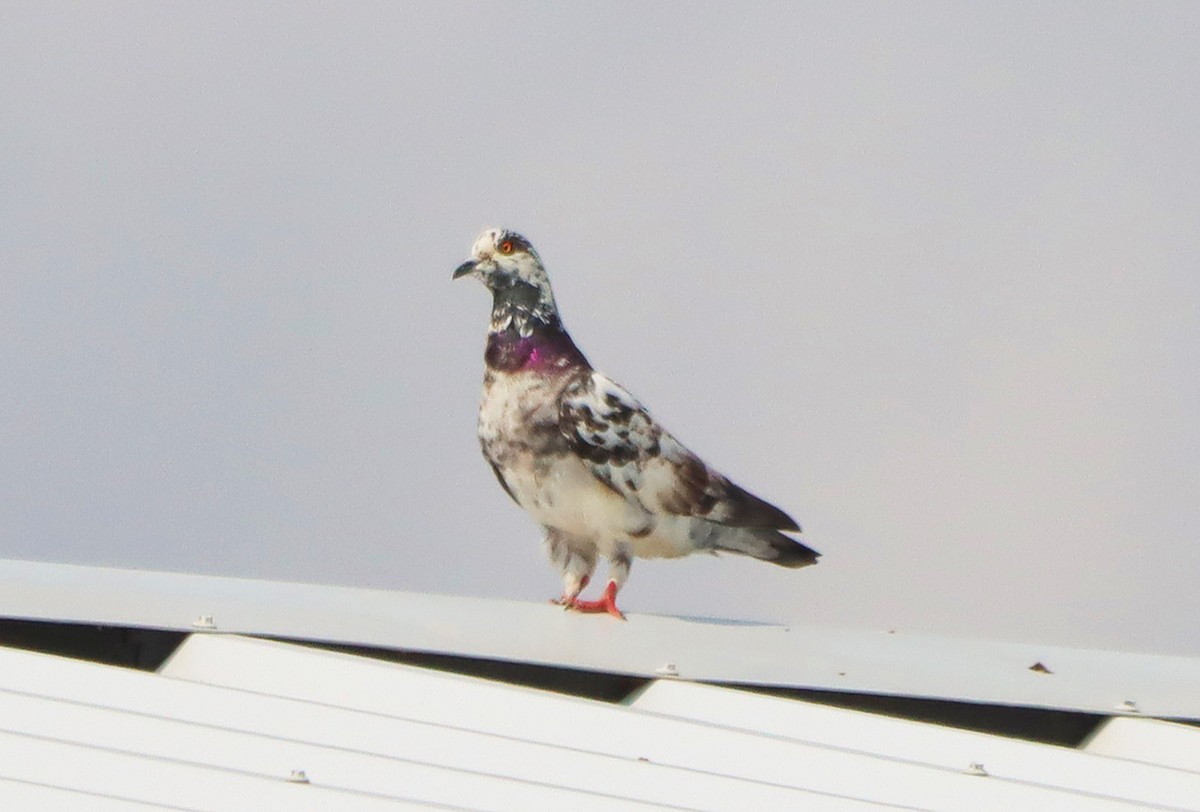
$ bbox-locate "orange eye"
[498,240,515,255]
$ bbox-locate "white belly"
[479,368,696,560]
[506,453,637,539]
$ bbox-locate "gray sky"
[2,3,1197,654]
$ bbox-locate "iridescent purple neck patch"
[486,330,586,373]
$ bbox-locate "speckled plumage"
[454,228,819,616]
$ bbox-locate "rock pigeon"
[453,228,819,618]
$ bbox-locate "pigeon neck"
[485,326,586,373]
[488,277,561,337]
[485,280,587,373]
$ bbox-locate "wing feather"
[558,371,800,532]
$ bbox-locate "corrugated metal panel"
[0,642,885,811]
[2,558,1198,719]
[0,778,188,812]
[0,697,642,811]
[0,728,443,811]
[1082,717,1200,773]
[158,634,1170,811]
[629,679,1200,810]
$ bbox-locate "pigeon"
[453,228,819,618]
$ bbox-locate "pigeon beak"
[452,259,478,280]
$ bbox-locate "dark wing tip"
[724,482,802,532]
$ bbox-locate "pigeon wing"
[558,371,800,532]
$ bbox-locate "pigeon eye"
[498,240,515,255]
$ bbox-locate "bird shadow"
[638,613,785,628]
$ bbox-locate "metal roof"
[629,680,1200,808]
[1,558,1198,810]
[1082,717,1200,773]
[0,633,1193,810]
[1,558,1197,719]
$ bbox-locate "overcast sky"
[2,3,1197,655]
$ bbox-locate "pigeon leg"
[552,573,589,607]
[567,580,625,620]
[566,547,629,619]
[545,529,596,607]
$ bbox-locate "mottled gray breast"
[478,368,574,470]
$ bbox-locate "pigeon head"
[454,228,560,332]
[452,228,547,287]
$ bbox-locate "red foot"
[565,581,625,620]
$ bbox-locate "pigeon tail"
[713,526,820,569]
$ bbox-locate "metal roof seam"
[0,644,897,810]
[0,686,713,811]
[158,635,1173,811]
[0,724,490,810]
[627,701,1197,812]
[0,774,203,812]
[159,668,923,805]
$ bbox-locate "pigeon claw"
[565,581,626,620]
[551,574,591,608]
